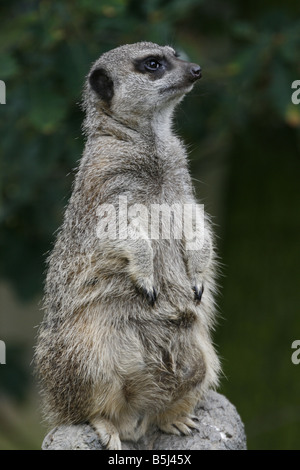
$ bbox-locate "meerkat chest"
[142,141,191,203]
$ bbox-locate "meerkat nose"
[190,64,202,80]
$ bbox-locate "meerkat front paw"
[185,257,206,304]
[126,240,157,306]
[159,415,199,436]
[135,277,157,306]
[140,285,157,306]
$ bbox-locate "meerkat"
[34,42,221,450]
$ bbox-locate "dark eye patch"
[133,55,173,80]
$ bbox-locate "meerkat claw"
[159,416,199,436]
[193,283,204,303]
[141,286,157,306]
[189,414,200,422]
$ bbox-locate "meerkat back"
[34,42,220,450]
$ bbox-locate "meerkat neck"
[84,103,176,147]
[150,105,175,143]
[83,108,138,142]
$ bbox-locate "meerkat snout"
[189,64,202,80]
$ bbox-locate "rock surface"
[42,390,247,450]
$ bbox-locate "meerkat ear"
[89,68,114,103]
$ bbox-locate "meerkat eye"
[144,59,161,72]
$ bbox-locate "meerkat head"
[85,42,201,131]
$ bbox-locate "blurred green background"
[0,0,300,450]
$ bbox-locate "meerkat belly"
[113,319,206,414]
[150,330,206,398]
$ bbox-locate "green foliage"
[0,0,300,449]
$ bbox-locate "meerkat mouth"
[160,83,194,95]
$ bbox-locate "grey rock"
[42,391,247,450]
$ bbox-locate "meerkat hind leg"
[159,415,199,436]
[91,416,122,450]
[157,395,200,437]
